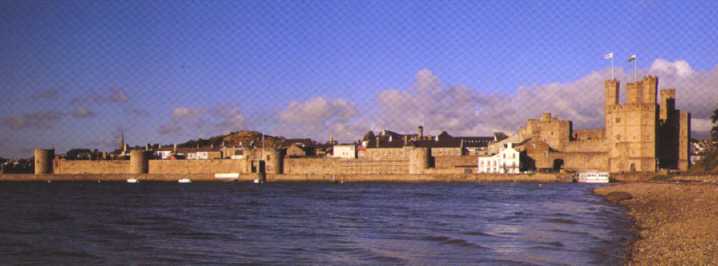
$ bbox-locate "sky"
[1,0,717,158]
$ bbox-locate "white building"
[155,149,173,160]
[478,143,522,174]
[333,144,357,159]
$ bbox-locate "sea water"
[0,182,631,265]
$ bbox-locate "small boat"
[577,171,610,183]
[178,178,192,184]
[215,173,240,182]
[126,178,139,184]
[253,178,264,184]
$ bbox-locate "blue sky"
[1,0,717,158]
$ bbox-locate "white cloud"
[650,58,694,78]
[276,97,361,141]
[159,105,248,136]
[0,111,65,130]
[71,106,96,119]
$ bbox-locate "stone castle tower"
[604,76,689,172]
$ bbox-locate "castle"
[493,76,691,173]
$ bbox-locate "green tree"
[712,107,718,141]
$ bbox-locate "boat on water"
[253,178,264,184]
[126,178,139,184]
[178,178,192,184]
[214,173,240,182]
[577,171,610,183]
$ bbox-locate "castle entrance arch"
[552,159,564,172]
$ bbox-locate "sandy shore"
[595,182,718,265]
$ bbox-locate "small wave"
[421,235,489,249]
[544,218,579,225]
[463,231,493,237]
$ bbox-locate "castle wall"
[148,159,249,174]
[573,129,604,141]
[562,152,609,171]
[564,140,609,153]
[433,156,477,169]
[54,160,130,174]
[284,158,409,175]
[431,147,463,157]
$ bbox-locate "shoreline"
[595,181,718,264]
[0,173,566,183]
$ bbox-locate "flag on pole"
[604,52,614,60]
[628,54,637,62]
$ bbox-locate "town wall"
[148,159,249,174]
[433,156,477,169]
[54,159,130,174]
[284,158,409,175]
[431,147,463,157]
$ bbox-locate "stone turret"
[263,148,284,175]
[409,147,430,174]
[129,150,148,174]
[33,148,54,175]
[659,89,676,121]
[604,79,620,108]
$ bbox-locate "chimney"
[418,126,424,139]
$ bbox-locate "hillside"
[178,130,293,149]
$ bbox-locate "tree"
[712,107,718,142]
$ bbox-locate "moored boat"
[577,171,610,183]
[214,173,239,182]
[178,178,192,184]
[127,178,139,183]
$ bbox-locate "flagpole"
[633,57,637,82]
[611,57,615,80]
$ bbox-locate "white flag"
[628,54,637,62]
[604,52,614,60]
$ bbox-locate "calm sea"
[0,182,631,265]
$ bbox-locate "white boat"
[126,178,139,183]
[214,173,240,182]
[577,171,610,183]
[253,178,264,184]
[178,178,192,184]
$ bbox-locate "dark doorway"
[552,159,564,172]
[258,160,266,173]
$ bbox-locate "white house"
[478,143,522,174]
[333,144,357,159]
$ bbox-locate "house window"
[616,118,621,123]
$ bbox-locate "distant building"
[286,143,309,158]
[478,143,523,174]
[185,147,222,160]
[332,144,357,159]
